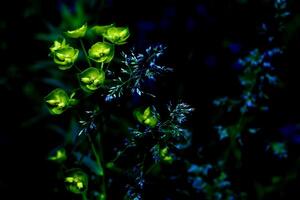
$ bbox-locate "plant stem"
[87,134,107,200]
[82,192,88,200]
[74,64,82,72]
[80,38,92,67]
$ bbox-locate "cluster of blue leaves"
[207,1,291,198]
[105,44,172,101]
[187,163,237,200]
[238,47,282,113]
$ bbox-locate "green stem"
[87,134,107,200]
[82,192,88,200]
[74,64,82,72]
[80,39,92,67]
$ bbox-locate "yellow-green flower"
[160,147,173,164]
[103,26,130,45]
[78,67,105,92]
[65,169,88,194]
[49,39,69,54]
[45,88,69,115]
[88,42,114,63]
[134,107,158,128]
[65,23,87,38]
[48,147,67,162]
[53,47,79,70]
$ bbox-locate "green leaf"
[74,152,104,176]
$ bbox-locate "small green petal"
[81,77,91,83]
[50,39,69,53]
[65,23,87,38]
[77,182,84,189]
[143,107,151,118]
[78,67,105,93]
[46,99,58,105]
[45,88,69,115]
[160,147,173,164]
[65,177,74,183]
[134,108,145,124]
[144,116,158,128]
[68,98,79,106]
[88,42,114,63]
[91,24,115,35]
[163,155,173,163]
[48,147,67,162]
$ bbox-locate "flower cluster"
[45,23,130,115]
[45,20,194,200]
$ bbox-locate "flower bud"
[45,88,69,115]
[134,107,158,128]
[65,169,88,194]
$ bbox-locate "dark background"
[1,0,300,199]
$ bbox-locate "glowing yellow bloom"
[134,107,158,128]
[88,42,114,63]
[103,26,130,45]
[45,88,69,115]
[78,67,105,92]
[53,47,79,70]
[65,169,88,194]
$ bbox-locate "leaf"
[74,152,104,176]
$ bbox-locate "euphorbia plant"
[45,22,193,200]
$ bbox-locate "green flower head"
[65,169,88,194]
[49,39,69,54]
[65,23,87,38]
[53,47,79,70]
[160,147,173,164]
[134,106,159,128]
[45,88,69,115]
[48,147,67,162]
[103,26,130,45]
[88,42,114,63]
[78,67,105,92]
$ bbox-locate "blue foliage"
[105,44,172,101]
[214,126,229,140]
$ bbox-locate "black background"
[1,0,300,199]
